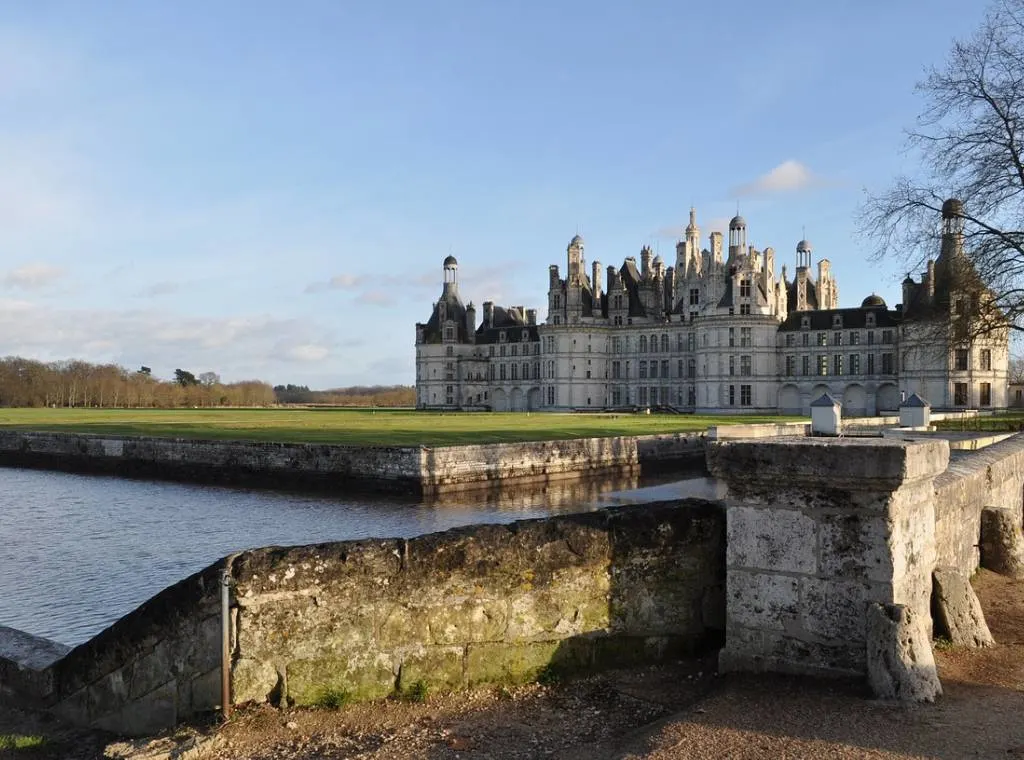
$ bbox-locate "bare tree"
[860,0,1024,338]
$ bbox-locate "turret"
[710,232,723,263]
[442,255,459,296]
[526,308,537,326]
[567,235,584,284]
[641,246,652,278]
[728,215,747,262]
[592,261,602,299]
[465,302,476,343]
[796,239,812,269]
[940,198,965,260]
[483,301,494,328]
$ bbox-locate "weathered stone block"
[727,506,816,574]
[980,506,1024,578]
[818,514,893,581]
[931,567,994,647]
[426,598,509,644]
[866,603,941,702]
[232,658,279,704]
[88,668,129,719]
[377,604,432,647]
[727,571,799,632]
[396,646,465,692]
[286,655,395,705]
[799,578,869,642]
[720,625,864,676]
[93,680,178,737]
[465,641,562,686]
[510,584,609,640]
[189,668,222,712]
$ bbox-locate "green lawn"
[0,408,806,447]
[934,410,1024,433]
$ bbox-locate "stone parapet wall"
[229,500,725,706]
[934,434,1024,574]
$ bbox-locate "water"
[0,467,724,648]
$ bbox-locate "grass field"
[934,410,1024,433]
[0,408,806,446]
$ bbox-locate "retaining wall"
[0,499,725,736]
[0,431,706,495]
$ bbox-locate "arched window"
[639,335,648,352]
[650,334,658,353]
[661,334,669,352]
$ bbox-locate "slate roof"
[418,287,469,343]
[778,305,900,332]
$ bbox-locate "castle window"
[981,349,992,371]
[553,295,561,309]
[954,382,968,405]
[523,362,529,378]
[650,361,658,378]
[689,311,698,322]
[522,330,529,341]
[833,332,843,346]
[729,307,734,316]
[650,334,658,353]
[500,345,506,357]
[533,363,540,379]
[500,331,507,342]
[740,304,751,315]
[867,331,875,346]
[785,334,795,347]
[850,332,860,345]
[729,328,735,347]
[881,330,893,344]
[981,382,992,406]
[511,344,518,357]
[612,361,621,379]
[639,361,648,379]
[687,359,695,378]
[786,356,796,375]
[867,354,875,374]
[802,333,810,347]
[740,280,751,298]
[740,385,752,406]
[639,335,648,352]
[500,364,507,380]
[444,327,454,341]
[677,359,683,377]
[833,355,843,375]
[740,327,752,347]
[661,334,669,352]
[553,316,560,325]
[866,313,876,327]
[955,349,969,371]
[614,315,622,325]
[802,356,810,375]
[446,346,454,356]
[689,288,699,305]
[818,356,828,375]
[882,353,894,374]
[850,354,860,374]
[833,315,843,328]
[817,332,827,346]
[677,334,684,351]
[740,355,752,376]
[729,385,735,405]
[801,316,810,329]
[729,356,735,376]
[688,332,695,351]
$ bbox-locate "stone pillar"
[706,438,949,681]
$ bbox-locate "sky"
[0,0,992,388]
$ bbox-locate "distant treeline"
[273,384,415,407]
[0,357,276,408]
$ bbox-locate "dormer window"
[833,314,843,328]
[801,316,810,329]
[866,313,876,327]
[522,329,529,341]
[499,331,507,342]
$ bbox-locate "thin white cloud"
[356,290,395,307]
[138,281,181,297]
[304,273,365,293]
[733,160,818,197]
[282,343,329,362]
[2,263,65,289]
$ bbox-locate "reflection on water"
[0,466,721,647]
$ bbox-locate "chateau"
[415,201,1008,414]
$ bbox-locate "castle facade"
[415,202,1008,414]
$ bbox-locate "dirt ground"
[3,570,1022,760]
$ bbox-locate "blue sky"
[0,0,990,388]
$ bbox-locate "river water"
[0,467,724,648]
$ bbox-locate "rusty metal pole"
[221,568,232,720]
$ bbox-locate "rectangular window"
[688,332,695,351]
[639,387,648,405]
[817,332,827,346]
[500,364,507,380]
[500,345,507,357]
[740,355,752,376]
[639,361,647,379]
[785,334,795,347]
[980,382,992,406]
[802,333,810,347]
[511,344,518,356]
[867,353,875,374]
[661,360,669,378]
[729,385,735,405]
[833,354,843,375]
[786,356,796,376]
[740,303,751,315]
[687,359,695,378]
[677,334,684,352]
[981,349,992,371]
[954,382,968,406]
[801,355,810,376]
[729,328,735,347]
[850,354,860,374]
[955,349,969,371]
[882,353,894,374]
[650,361,658,379]
[818,356,828,376]
[689,288,699,305]
[740,279,751,298]
[740,385,752,406]
[850,332,860,345]
[677,359,683,377]
[833,332,843,346]
[729,356,735,376]
[612,361,621,379]
[511,364,518,380]
[882,330,893,344]
[689,311,698,322]
[867,331,875,345]
[740,327,752,347]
